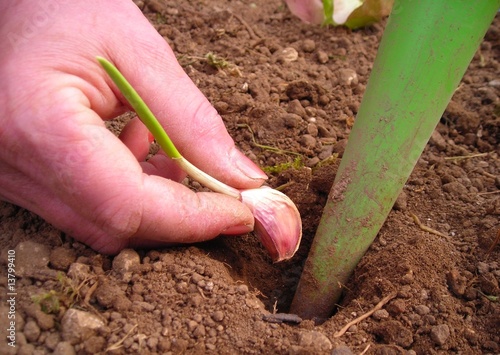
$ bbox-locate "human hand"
[0,0,267,253]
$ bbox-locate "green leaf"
[345,0,394,29]
[322,0,335,25]
[97,56,181,159]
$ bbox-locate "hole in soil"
[200,236,304,313]
[200,163,338,315]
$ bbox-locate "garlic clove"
[284,0,325,24]
[241,187,302,262]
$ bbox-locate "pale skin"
[0,0,267,253]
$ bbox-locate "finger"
[128,176,255,248]
[119,116,154,161]
[16,100,254,253]
[1,162,252,254]
[0,164,131,252]
[119,118,186,180]
[140,152,186,182]
[95,4,267,188]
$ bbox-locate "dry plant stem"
[97,57,241,200]
[486,228,500,257]
[106,324,138,352]
[444,152,490,160]
[359,344,371,355]
[262,313,302,324]
[411,213,470,248]
[410,213,450,240]
[334,292,396,337]
[229,11,261,39]
[477,190,500,196]
[83,280,98,307]
[477,290,499,302]
[236,123,300,156]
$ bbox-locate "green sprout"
[262,157,304,174]
[478,290,499,302]
[97,57,240,200]
[97,57,303,263]
[205,52,229,70]
[31,273,81,314]
[32,290,61,314]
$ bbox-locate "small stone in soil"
[53,341,75,355]
[112,249,140,275]
[300,39,316,53]
[23,319,41,342]
[15,241,50,277]
[331,345,354,354]
[61,309,104,345]
[337,68,358,86]
[477,262,489,274]
[373,320,413,348]
[372,309,389,320]
[414,305,431,316]
[430,324,450,346]
[386,299,406,316]
[50,247,77,271]
[446,269,467,296]
[67,263,92,284]
[298,330,332,352]
[393,191,408,211]
[24,304,54,331]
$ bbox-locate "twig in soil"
[262,313,302,324]
[444,152,489,160]
[275,181,294,192]
[106,324,138,351]
[454,82,465,92]
[477,190,500,196]
[479,171,497,179]
[477,289,499,302]
[337,281,353,294]
[334,292,397,338]
[410,213,469,248]
[486,228,500,257]
[359,344,371,355]
[83,280,98,306]
[197,286,207,299]
[410,213,451,240]
[272,300,278,314]
[81,280,107,322]
[236,123,301,156]
[229,11,261,40]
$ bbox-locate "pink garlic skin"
[241,187,302,262]
[284,0,324,24]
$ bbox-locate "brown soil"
[1,1,499,354]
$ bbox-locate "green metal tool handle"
[291,0,499,320]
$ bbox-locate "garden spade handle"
[291,0,499,320]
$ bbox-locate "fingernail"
[222,223,254,236]
[234,150,268,181]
